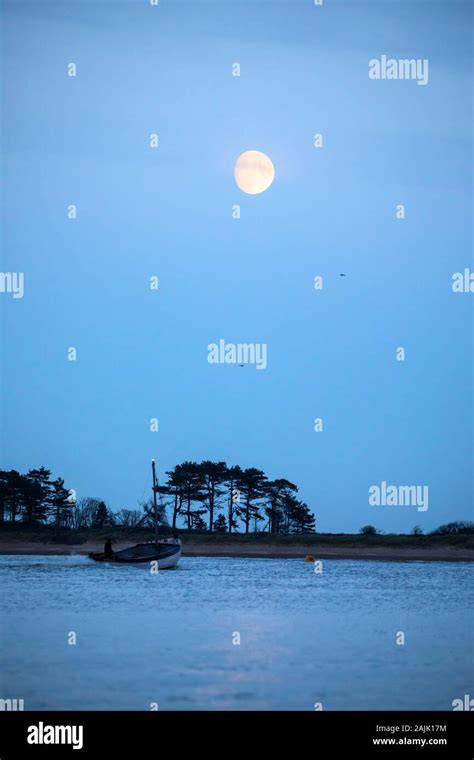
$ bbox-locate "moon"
[234,150,275,195]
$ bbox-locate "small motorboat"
[89,538,181,569]
[88,459,181,569]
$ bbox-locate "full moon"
[234,150,275,195]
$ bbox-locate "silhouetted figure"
[104,537,113,558]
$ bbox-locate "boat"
[88,459,181,569]
[88,538,181,568]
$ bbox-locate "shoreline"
[0,541,473,562]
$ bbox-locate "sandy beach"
[0,540,472,562]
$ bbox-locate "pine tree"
[164,466,186,529]
[235,468,267,534]
[175,462,206,530]
[264,479,298,534]
[226,465,243,534]
[286,498,316,533]
[213,514,227,533]
[199,461,227,531]
[0,470,29,523]
[50,478,73,530]
[23,468,52,525]
[190,512,207,531]
[92,500,115,528]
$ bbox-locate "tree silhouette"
[140,498,168,528]
[175,462,206,530]
[0,470,29,523]
[225,465,243,534]
[91,500,114,529]
[71,497,104,529]
[190,513,207,531]
[199,460,227,532]
[213,514,227,533]
[283,495,316,533]
[264,478,298,534]
[50,478,73,530]
[115,509,145,528]
[24,468,52,525]
[431,521,474,535]
[234,468,267,535]
[0,461,318,537]
[164,465,186,529]
[359,525,377,535]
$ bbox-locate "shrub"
[359,525,377,535]
[431,521,474,536]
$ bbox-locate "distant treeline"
[0,468,72,529]
[0,462,316,535]
[359,522,474,536]
[155,461,315,534]
[3,466,471,537]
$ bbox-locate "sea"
[0,555,472,710]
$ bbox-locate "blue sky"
[1,0,472,532]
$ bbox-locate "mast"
[151,458,159,544]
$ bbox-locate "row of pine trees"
[0,462,316,534]
[156,461,315,533]
[0,468,73,528]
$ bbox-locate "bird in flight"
[339,273,347,277]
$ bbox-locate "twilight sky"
[1,0,472,532]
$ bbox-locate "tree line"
[0,461,316,535]
[360,522,474,536]
[0,468,73,528]
[155,460,315,533]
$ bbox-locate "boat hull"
[88,542,181,569]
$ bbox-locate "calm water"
[0,555,472,710]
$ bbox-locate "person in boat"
[104,537,114,558]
